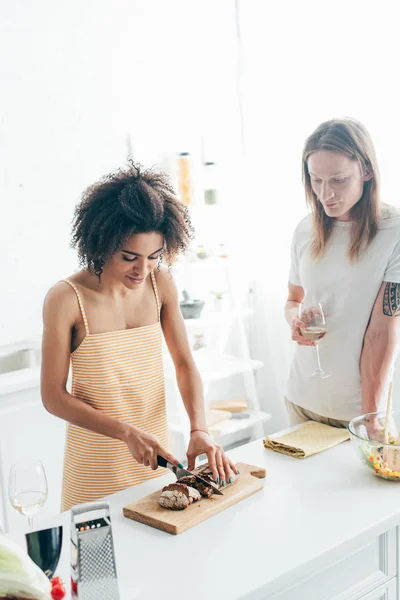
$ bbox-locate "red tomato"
[51,583,66,600]
[71,577,78,593]
[51,576,63,588]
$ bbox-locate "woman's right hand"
[366,416,385,442]
[124,426,180,470]
[291,317,315,346]
[366,415,398,443]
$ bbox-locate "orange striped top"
[61,271,168,511]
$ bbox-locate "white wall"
[0,0,242,346]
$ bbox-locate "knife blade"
[157,456,223,495]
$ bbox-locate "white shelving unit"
[169,410,271,454]
[164,253,270,456]
[163,350,263,385]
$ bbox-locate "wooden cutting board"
[123,462,266,535]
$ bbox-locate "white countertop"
[8,435,400,600]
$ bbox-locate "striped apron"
[61,271,168,511]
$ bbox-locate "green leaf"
[0,534,51,599]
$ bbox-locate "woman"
[285,118,400,434]
[41,164,237,511]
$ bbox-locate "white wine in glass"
[299,301,331,379]
[300,326,327,342]
[9,459,48,530]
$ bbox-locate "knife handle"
[157,455,168,468]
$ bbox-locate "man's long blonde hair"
[302,118,381,261]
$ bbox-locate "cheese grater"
[70,500,120,600]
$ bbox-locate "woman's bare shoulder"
[43,276,81,316]
[153,265,178,304]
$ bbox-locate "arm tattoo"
[383,282,400,316]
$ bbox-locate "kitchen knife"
[157,455,223,495]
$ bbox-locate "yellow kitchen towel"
[263,421,350,458]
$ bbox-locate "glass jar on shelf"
[177,152,194,207]
[192,333,207,351]
[196,245,209,260]
[216,243,229,259]
[204,161,218,206]
[211,290,229,312]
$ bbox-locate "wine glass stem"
[314,344,323,373]
[28,516,33,530]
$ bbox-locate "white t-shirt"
[286,204,400,421]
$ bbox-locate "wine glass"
[9,458,48,530]
[299,301,331,379]
[26,526,63,579]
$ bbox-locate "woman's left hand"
[186,430,239,486]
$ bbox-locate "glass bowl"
[348,411,400,481]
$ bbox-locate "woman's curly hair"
[71,163,194,276]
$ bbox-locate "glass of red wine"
[25,526,63,580]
